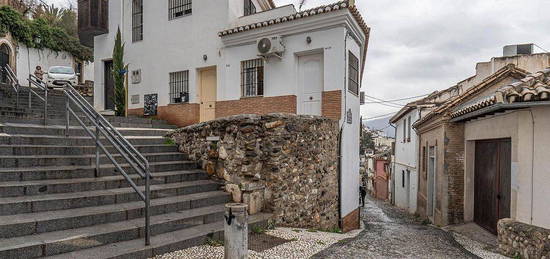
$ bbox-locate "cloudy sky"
[46,0,550,119]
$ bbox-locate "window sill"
[348,90,359,97]
[169,13,192,21]
[240,95,264,99]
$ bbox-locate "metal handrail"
[62,83,151,246]
[3,65,20,108]
[27,74,49,125]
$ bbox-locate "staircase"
[0,84,269,258]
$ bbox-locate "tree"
[360,127,375,155]
[8,0,39,16]
[112,27,127,116]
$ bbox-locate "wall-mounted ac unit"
[257,36,285,58]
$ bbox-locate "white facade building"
[92,0,369,230]
[390,107,419,213]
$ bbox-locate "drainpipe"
[338,29,349,229]
[528,110,535,224]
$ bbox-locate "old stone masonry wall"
[498,218,550,259]
[168,113,340,230]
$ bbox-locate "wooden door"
[200,68,216,122]
[474,139,511,234]
[104,60,115,110]
[0,44,10,84]
[298,53,323,116]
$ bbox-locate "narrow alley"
[313,196,479,259]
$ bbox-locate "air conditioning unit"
[257,36,284,58]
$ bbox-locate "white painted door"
[298,53,323,116]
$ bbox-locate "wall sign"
[144,94,158,116]
[346,109,353,124]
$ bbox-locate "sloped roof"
[414,64,529,127]
[218,1,369,38]
[450,67,550,118]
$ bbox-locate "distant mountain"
[363,116,395,138]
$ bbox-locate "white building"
[91,0,369,231]
[390,107,419,213]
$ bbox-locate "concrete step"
[0,144,179,156]
[0,134,169,145]
[0,161,198,182]
[0,152,187,168]
[0,170,208,198]
[0,191,230,238]
[0,205,227,258]
[0,117,177,129]
[0,123,173,137]
[43,213,273,259]
[0,180,221,216]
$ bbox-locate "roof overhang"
[450,101,550,122]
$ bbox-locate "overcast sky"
[46,0,550,119]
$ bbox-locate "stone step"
[0,117,177,129]
[0,144,179,156]
[0,191,230,238]
[0,123,173,137]
[0,180,220,216]
[0,205,227,258]
[0,170,208,198]
[0,134,168,146]
[0,161,198,182]
[43,213,272,259]
[0,152,186,168]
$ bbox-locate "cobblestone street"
[313,196,479,259]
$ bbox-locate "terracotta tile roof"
[414,64,529,127]
[450,67,550,118]
[218,1,369,38]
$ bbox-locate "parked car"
[45,66,78,88]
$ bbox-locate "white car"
[45,66,78,88]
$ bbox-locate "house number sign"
[346,109,352,124]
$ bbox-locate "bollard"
[224,203,248,259]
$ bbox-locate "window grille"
[348,51,359,95]
[241,59,264,97]
[132,0,143,42]
[244,0,256,16]
[169,71,189,104]
[169,0,192,20]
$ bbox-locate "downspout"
[338,29,350,229]
[528,110,535,224]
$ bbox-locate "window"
[422,146,427,173]
[132,0,143,42]
[348,51,359,95]
[402,170,405,188]
[244,0,256,16]
[407,116,412,142]
[169,71,189,104]
[241,59,264,97]
[169,0,192,20]
[403,120,406,143]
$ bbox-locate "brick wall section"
[158,104,200,127]
[215,95,297,119]
[322,90,342,121]
[342,208,360,233]
[444,121,465,225]
[128,103,200,127]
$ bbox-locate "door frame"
[103,59,114,111]
[295,49,324,115]
[197,66,217,122]
[427,146,437,221]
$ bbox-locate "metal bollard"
[224,203,248,259]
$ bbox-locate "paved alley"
[313,196,479,259]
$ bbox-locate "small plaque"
[206,136,220,142]
[346,109,353,124]
[131,94,140,104]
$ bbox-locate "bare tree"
[8,0,40,16]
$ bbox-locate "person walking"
[360,185,367,207]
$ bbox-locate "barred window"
[244,0,256,16]
[132,0,143,42]
[169,71,189,104]
[169,0,192,20]
[241,59,264,97]
[348,51,359,95]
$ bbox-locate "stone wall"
[498,218,550,259]
[167,113,340,230]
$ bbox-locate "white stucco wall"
[464,106,550,229]
[393,109,419,213]
[16,45,93,85]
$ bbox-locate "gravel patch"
[452,232,507,259]
[152,226,362,259]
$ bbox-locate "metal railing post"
[28,81,31,109]
[95,122,100,177]
[145,168,151,246]
[44,88,48,126]
[65,94,70,136]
